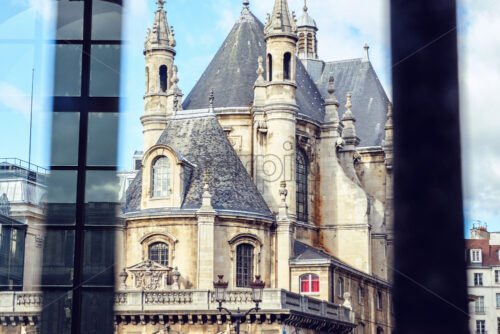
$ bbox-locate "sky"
[0,0,498,235]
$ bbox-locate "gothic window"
[307,33,313,54]
[159,65,168,92]
[296,149,308,222]
[267,54,273,81]
[236,243,254,287]
[300,274,319,293]
[152,156,171,198]
[284,52,292,80]
[149,242,169,266]
[145,66,149,93]
[298,33,305,53]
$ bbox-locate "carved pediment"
[127,259,172,291]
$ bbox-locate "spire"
[342,92,360,147]
[239,0,255,22]
[324,76,340,123]
[264,0,297,39]
[144,0,176,52]
[325,76,339,106]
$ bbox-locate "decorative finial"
[157,0,165,10]
[279,181,288,205]
[209,88,214,109]
[203,169,210,191]
[387,102,393,117]
[243,0,250,8]
[345,92,352,111]
[303,0,308,12]
[199,168,215,212]
[328,76,335,96]
[363,43,370,62]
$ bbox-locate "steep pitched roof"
[182,6,325,123]
[124,111,272,220]
[302,58,390,146]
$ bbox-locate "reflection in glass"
[92,0,122,40]
[41,230,74,286]
[0,222,26,291]
[45,170,77,225]
[81,290,114,333]
[85,171,120,226]
[87,112,118,166]
[54,44,82,96]
[82,230,115,285]
[51,112,80,166]
[89,45,121,97]
[56,0,84,40]
[41,290,73,334]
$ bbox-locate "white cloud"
[0,82,31,117]
[459,0,500,228]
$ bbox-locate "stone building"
[116,0,394,333]
[466,225,500,334]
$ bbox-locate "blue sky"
[0,0,499,235]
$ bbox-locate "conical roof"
[182,6,325,123]
[124,112,272,220]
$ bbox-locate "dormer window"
[152,156,171,198]
[471,249,482,263]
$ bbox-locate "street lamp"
[213,275,266,334]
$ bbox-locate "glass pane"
[82,230,115,285]
[41,230,74,286]
[89,45,121,97]
[81,290,114,333]
[56,0,84,40]
[87,112,118,166]
[0,225,25,291]
[45,170,77,225]
[41,290,73,334]
[51,112,80,166]
[85,171,120,225]
[92,0,122,40]
[53,44,82,96]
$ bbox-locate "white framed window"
[496,270,500,283]
[471,249,482,263]
[476,320,486,334]
[300,274,320,293]
[337,277,344,298]
[475,296,485,313]
[496,293,500,308]
[474,273,483,286]
[152,156,171,198]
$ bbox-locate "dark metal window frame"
[149,242,169,266]
[296,149,308,222]
[236,243,254,288]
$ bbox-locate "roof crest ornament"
[199,169,216,212]
[326,75,339,105]
[303,0,308,12]
[157,0,165,10]
[363,43,370,62]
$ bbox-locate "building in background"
[466,224,500,334]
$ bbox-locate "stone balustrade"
[0,289,354,327]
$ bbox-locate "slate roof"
[293,239,332,261]
[124,111,272,220]
[302,58,390,146]
[182,7,325,123]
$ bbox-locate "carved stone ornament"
[127,259,172,291]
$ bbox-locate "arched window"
[298,33,305,53]
[296,149,308,222]
[377,290,383,310]
[149,242,169,266]
[145,66,149,93]
[283,52,292,80]
[300,274,319,293]
[236,243,254,287]
[337,277,344,298]
[152,156,171,198]
[267,54,273,81]
[307,33,313,54]
[159,65,168,92]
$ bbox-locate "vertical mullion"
[71,1,92,333]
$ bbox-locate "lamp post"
[213,275,265,334]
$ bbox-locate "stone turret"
[142,0,182,152]
[258,0,299,216]
[297,0,318,59]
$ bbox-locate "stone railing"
[0,289,354,326]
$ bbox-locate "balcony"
[0,289,355,331]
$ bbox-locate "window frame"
[475,296,485,313]
[474,273,483,286]
[236,243,254,288]
[471,249,482,263]
[476,320,486,334]
[296,149,308,222]
[376,290,384,310]
[300,273,320,294]
[358,285,364,305]
[151,156,171,198]
[337,277,344,298]
[148,242,169,266]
